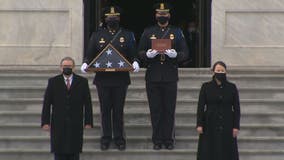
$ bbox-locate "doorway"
[83,0,211,67]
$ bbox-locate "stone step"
[0,123,283,137]
[1,73,284,88]
[0,111,283,125]
[0,98,283,113]
[0,66,283,160]
[0,136,283,150]
[0,149,196,160]
[1,86,284,99]
[0,136,196,150]
[0,149,283,160]
[2,66,284,75]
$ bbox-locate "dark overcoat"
[196,80,240,160]
[41,74,93,154]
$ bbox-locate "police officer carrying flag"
[138,2,189,150]
[81,5,140,151]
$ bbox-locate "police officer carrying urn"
[138,2,189,150]
[81,5,140,151]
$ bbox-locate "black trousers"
[146,81,177,145]
[54,153,79,160]
[96,84,128,145]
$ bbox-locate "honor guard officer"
[81,5,140,151]
[138,2,189,150]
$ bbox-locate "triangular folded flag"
[87,44,133,72]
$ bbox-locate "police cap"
[103,6,121,16]
[154,2,171,12]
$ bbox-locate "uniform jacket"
[84,27,137,86]
[197,79,240,160]
[138,25,189,82]
[41,74,93,154]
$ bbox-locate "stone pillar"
[0,0,83,65]
[212,0,284,66]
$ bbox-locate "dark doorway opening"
[83,0,211,67]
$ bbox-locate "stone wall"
[212,0,284,66]
[1,0,284,66]
[0,0,83,65]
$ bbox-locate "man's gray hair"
[60,57,75,66]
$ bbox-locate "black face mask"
[63,68,73,76]
[157,16,169,25]
[106,19,120,30]
[214,73,227,83]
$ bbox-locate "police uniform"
[138,3,189,148]
[84,6,137,149]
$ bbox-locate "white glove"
[80,63,88,73]
[165,49,177,58]
[146,49,158,58]
[132,61,140,73]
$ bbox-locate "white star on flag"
[106,61,112,68]
[118,61,125,67]
[106,49,112,56]
[94,62,100,68]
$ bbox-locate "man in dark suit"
[41,57,93,160]
[138,2,189,150]
[80,6,139,151]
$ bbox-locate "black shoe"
[165,144,174,150]
[100,143,110,151]
[153,144,162,150]
[116,144,126,151]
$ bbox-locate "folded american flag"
[88,44,133,72]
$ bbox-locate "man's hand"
[197,126,203,134]
[165,49,177,58]
[85,125,92,129]
[146,49,158,58]
[233,128,239,138]
[42,124,50,131]
[132,61,140,72]
[80,63,88,73]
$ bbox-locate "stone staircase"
[0,66,283,160]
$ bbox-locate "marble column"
[0,0,83,65]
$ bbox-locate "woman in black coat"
[196,61,240,160]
